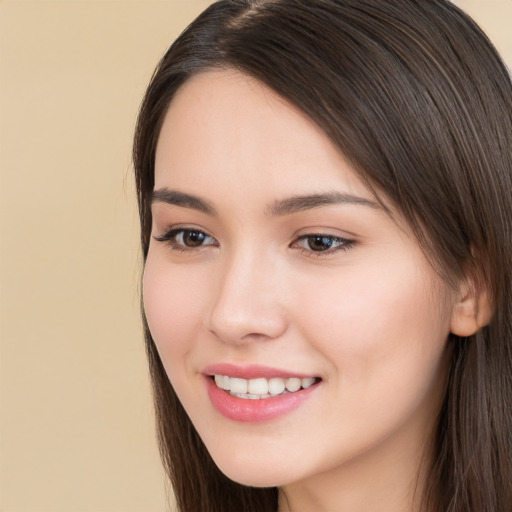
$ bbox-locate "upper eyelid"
[291,233,353,247]
[291,224,357,238]
[294,233,348,240]
[159,227,213,237]
[155,224,214,237]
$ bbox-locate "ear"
[450,274,493,337]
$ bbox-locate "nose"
[207,249,288,345]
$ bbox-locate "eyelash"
[154,228,354,256]
[292,234,354,256]
[154,228,218,252]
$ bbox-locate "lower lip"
[205,377,319,423]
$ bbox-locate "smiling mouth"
[212,375,321,399]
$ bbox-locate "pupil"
[309,236,333,251]
[184,231,205,247]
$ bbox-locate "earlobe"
[450,277,493,337]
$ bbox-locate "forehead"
[154,69,367,200]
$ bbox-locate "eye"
[292,234,353,255]
[154,228,218,251]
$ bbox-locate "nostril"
[207,272,289,345]
[208,323,287,346]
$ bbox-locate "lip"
[203,364,321,423]
[203,363,316,380]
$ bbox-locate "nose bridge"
[208,243,287,344]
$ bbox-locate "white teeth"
[248,378,269,395]
[301,377,315,389]
[230,377,248,394]
[214,375,230,390]
[268,377,286,395]
[213,375,318,398]
[285,377,301,392]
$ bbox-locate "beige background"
[0,1,510,511]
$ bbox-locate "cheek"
[142,254,207,366]
[292,256,452,393]
[286,262,453,467]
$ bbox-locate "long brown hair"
[133,1,512,510]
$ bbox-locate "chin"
[210,451,295,488]
[223,470,287,489]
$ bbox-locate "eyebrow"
[267,192,379,216]
[151,188,216,215]
[151,188,379,216]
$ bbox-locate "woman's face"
[143,70,457,489]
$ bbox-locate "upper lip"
[202,363,318,380]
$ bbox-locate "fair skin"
[143,70,471,512]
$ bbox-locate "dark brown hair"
[133,1,512,510]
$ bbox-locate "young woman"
[133,1,512,511]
